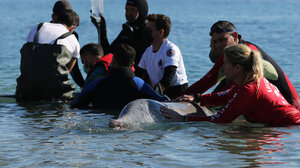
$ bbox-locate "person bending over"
[183,20,300,110]
[80,43,113,87]
[161,44,300,126]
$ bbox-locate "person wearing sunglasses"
[183,20,300,110]
[161,44,300,126]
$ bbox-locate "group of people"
[16,0,300,126]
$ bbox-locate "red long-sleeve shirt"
[186,78,300,126]
[183,41,300,110]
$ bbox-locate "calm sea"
[0,0,300,167]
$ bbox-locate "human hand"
[172,94,195,102]
[121,22,134,38]
[90,13,106,32]
[160,106,185,122]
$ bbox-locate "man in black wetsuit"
[184,20,300,110]
[92,0,151,73]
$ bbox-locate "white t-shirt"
[138,39,188,87]
[26,22,80,59]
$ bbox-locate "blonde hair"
[224,44,264,83]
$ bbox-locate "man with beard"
[183,20,300,110]
[92,0,150,72]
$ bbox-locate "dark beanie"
[53,0,72,14]
[126,0,148,25]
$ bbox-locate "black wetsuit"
[71,66,167,109]
[205,36,300,109]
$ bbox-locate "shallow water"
[0,0,300,167]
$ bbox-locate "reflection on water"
[218,127,286,166]
[202,121,300,167]
[1,102,300,167]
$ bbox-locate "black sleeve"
[135,67,151,85]
[70,61,85,88]
[111,23,134,52]
[99,28,111,55]
[159,66,177,89]
[111,30,130,51]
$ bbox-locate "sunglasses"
[209,26,235,36]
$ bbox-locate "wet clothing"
[138,40,188,99]
[16,22,79,101]
[184,38,300,110]
[186,78,300,126]
[110,22,150,70]
[71,66,168,109]
[84,53,113,86]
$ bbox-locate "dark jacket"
[71,66,167,109]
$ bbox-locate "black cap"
[126,0,148,25]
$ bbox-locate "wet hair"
[56,9,80,27]
[80,43,104,57]
[224,44,263,82]
[53,0,72,14]
[112,44,136,67]
[126,0,148,25]
[209,20,236,36]
[146,14,171,38]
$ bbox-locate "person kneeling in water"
[161,44,300,126]
[80,43,113,87]
[71,44,168,109]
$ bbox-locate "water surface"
[0,0,300,167]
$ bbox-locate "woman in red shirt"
[161,44,300,126]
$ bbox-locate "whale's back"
[116,99,215,126]
[118,99,166,124]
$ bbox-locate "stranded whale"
[109,99,215,128]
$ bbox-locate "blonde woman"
[161,44,300,126]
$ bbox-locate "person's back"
[244,78,299,125]
[91,67,142,108]
[240,40,300,110]
[16,9,80,101]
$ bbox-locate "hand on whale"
[109,99,213,129]
[160,106,185,122]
